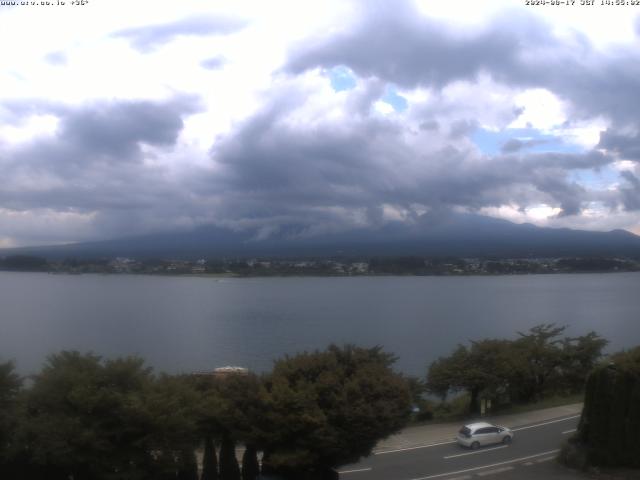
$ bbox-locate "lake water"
[1,272,639,376]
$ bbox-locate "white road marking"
[476,466,514,476]
[522,461,534,466]
[445,476,472,480]
[408,449,560,480]
[535,456,556,463]
[562,429,577,434]
[512,415,580,432]
[375,440,457,455]
[444,445,509,459]
[338,467,372,474]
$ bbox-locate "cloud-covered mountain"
[1,1,640,248]
[7,212,640,260]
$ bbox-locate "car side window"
[489,427,500,433]
[475,427,491,435]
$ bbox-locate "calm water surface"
[1,272,639,376]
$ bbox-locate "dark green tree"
[427,340,516,413]
[511,323,566,401]
[219,433,241,480]
[177,448,199,480]
[572,346,640,468]
[201,435,218,480]
[558,332,608,393]
[427,325,609,412]
[0,361,22,477]
[144,374,202,478]
[259,344,411,476]
[21,352,162,479]
[192,372,263,480]
[19,351,202,480]
[241,444,259,480]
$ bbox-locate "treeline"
[426,324,608,414]
[0,255,49,271]
[2,254,640,276]
[0,345,411,480]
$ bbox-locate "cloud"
[287,1,530,89]
[2,0,640,246]
[198,77,615,232]
[44,51,67,66]
[0,95,203,243]
[58,96,201,160]
[286,0,640,126]
[598,130,640,161]
[112,15,247,52]
[620,171,640,211]
[200,55,227,70]
[501,137,552,154]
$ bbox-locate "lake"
[1,272,639,376]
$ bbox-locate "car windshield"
[459,427,471,438]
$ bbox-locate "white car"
[456,422,514,449]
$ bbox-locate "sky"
[1,0,640,247]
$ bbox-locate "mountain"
[4,212,640,259]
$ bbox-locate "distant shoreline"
[0,269,638,278]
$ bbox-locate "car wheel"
[471,442,480,450]
[503,436,512,445]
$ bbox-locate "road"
[338,414,580,480]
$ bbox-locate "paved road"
[338,414,580,480]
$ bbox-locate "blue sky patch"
[471,127,583,156]
[381,84,408,112]
[569,166,619,190]
[328,65,356,92]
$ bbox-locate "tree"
[19,351,202,480]
[241,444,259,480]
[259,345,411,477]
[177,448,199,480]
[0,255,48,271]
[511,324,566,402]
[571,346,640,468]
[427,325,609,412]
[192,372,263,480]
[144,374,202,478]
[201,435,219,480]
[558,332,608,393]
[0,361,21,477]
[426,345,468,401]
[20,352,164,479]
[426,340,516,414]
[219,433,241,480]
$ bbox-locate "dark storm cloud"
[598,130,640,161]
[620,171,640,210]
[0,95,202,215]
[203,85,613,228]
[287,1,518,87]
[60,97,200,160]
[113,16,247,52]
[287,1,532,89]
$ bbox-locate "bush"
[558,436,588,471]
[575,346,640,468]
